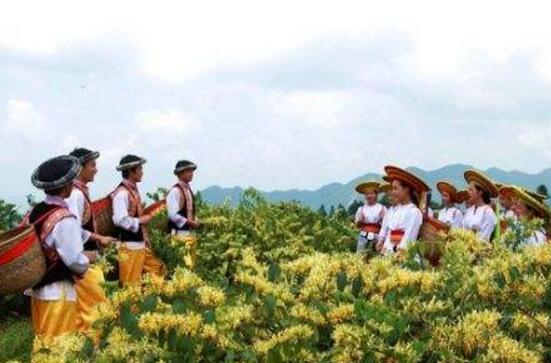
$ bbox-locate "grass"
[0,318,33,362]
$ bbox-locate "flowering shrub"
[27,191,551,362]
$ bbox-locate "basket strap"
[0,230,36,265]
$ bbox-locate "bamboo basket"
[92,197,115,237]
[0,225,46,294]
[419,217,449,266]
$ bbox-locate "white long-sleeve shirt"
[167,184,188,229]
[112,183,144,249]
[29,196,90,302]
[378,205,396,243]
[65,187,92,242]
[382,203,423,253]
[462,205,497,242]
[438,206,463,229]
[524,229,548,246]
[354,203,386,225]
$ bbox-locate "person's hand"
[139,214,153,225]
[97,235,117,247]
[83,251,97,263]
[187,219,201,229]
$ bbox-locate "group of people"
[354,166,550,254]
[24,149,200,343]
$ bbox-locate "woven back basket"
[0,225,46,295]
[419,217,449,266]
[92,196,115,237]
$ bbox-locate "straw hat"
[464,170,499,198]
[455,190,469,204]
[384,166,430,194]
[355,181,381,194]
[437,181,458,198]
[499,185,550,219]
[521,187,548,203]
[379,182,392,194]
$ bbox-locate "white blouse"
[438,206,463,228]
[354,203,386,225]
[382,203,423,253]
[65,187,92,242]
[462,205,497,242]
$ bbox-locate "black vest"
[114,183,145,242]
[29,203,75,288]
[168,184,195,232]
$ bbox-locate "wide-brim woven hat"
[499,185,550,219]
[521,187,549,203]
[355,181,380,194]
[455,190,469,204]
[384,166,430,194]
[31,155,81,190]
[379,182,392,194]
[464,170,499,198]
[437,181,458,199]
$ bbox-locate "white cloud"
[273,91,353,129]
[135,110,200,134]
[2,99,44,139]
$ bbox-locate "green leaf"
[267,347,284,363]
[120,304,140,337]
[267,263,281,282]
[141,295,157,313]
[384,290,397,304]
[203,310,216,324]
[509,266,521,281]
[494,273,507,289]
[172,298,187,314]
[336,271,348,291]
[351,276,363,297]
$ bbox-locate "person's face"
[500,194,512,209]
[441,191,452,205]
[365,190,377,204]
[130,166,144,182]
[80,159,98,183]
[513,200,532,218]
[392,180,409,203]
[179,169,195,183]
[468,183,481,204]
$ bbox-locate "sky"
[2,0,551,204]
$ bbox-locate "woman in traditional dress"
[499,186,549,246]
[462,170,498,242]
[354,181,386,253]
[377,166,428,254]
[436,181,463,228]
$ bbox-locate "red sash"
[361,223,381,234]
[390,229,405,245]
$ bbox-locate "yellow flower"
[197,286,226,307]
[327,304,355,324]
[483,335,541,363]
[289,303,326,325]
[253,325,314,355]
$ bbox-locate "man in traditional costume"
[436,181,464,228]
[462,170,498,242]
[354,181,386,253]
[378,166,427,255]
[27,156,93,340]
[65,148,115,334]
[111,155,165,285]
[167,160,200,269]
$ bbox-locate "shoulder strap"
[39,208,74,241]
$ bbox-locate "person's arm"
[354,207,363,226]
[397,209,423,250]
[112,190,140,232]
[51,217,90,275]
[167,187,187,228]
[478,207,497,242]
[66,189,92,243]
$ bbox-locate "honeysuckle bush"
[29,191,551,362]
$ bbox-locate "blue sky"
[1,1,551,204]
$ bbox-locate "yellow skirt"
[118,246,166,286]
[171,234,198,269]
[75,265,107,334]
[31,295,77,339]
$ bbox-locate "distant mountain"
[201,165,551,209]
